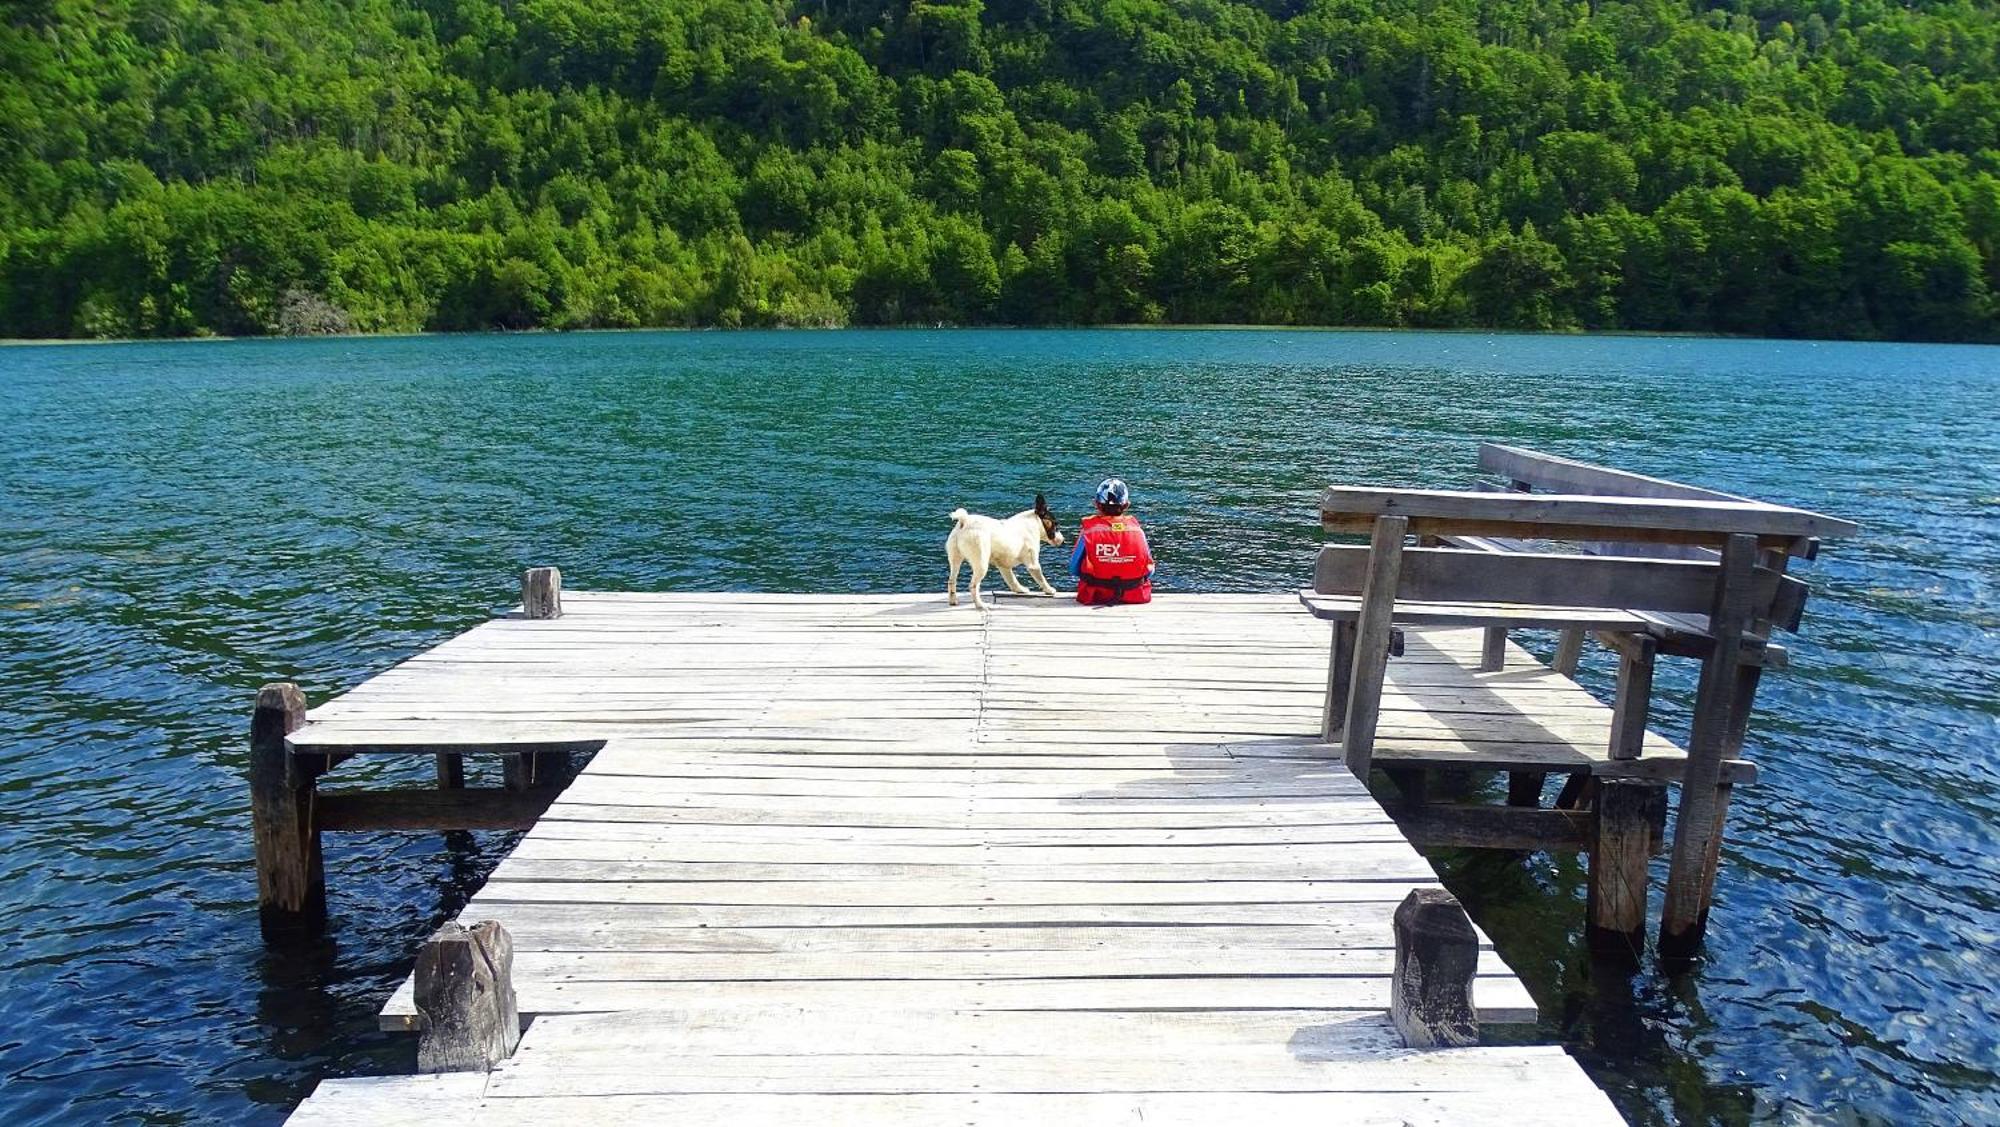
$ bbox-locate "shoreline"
[5,323,1997,349]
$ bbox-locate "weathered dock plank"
[284,593,1626,1125]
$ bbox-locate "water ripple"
[1,328,1996,1124]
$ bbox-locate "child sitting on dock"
[1071,477,1155,605]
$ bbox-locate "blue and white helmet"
[1096,477,1131,507]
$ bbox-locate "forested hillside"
[2,0,1997,340]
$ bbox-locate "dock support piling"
[521,566,563,619]
[415,920,521,1073]
[1554,771,1593,810]
[1391,888,1479,1048]
[1588,780,1667,957]
[1507,771,1546,808]
[1384,767,1427,811]
[501,751,567,791]
[536,751,568,784]
[250,682,325,941]
[1432,769,1474,799]
[1661,533,1758,965]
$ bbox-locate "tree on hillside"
[0,0,1996,340]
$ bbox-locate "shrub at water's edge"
[1,0,1997,342]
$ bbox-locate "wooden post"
[500,750,569,792]
[1385,767,1428,812]
[1554,770,1592,810]
[1506,771,1546,807]
[1391,888,1479,1048]
[1723,543,1789,756]
[1479,627,1507,672]
[415,920,522,1072]
[435,753,465,790]
[1695,782,1734,914]
[250,682,325,940]
[1553,628,1585,676]
[1431,770,1474,800]
[532,751,566,786]
[1723,662,1765,755]
[1588,780,1667,956]
[1608,635,1656,761]
[521,566,563,619]
[1661,533,1758,964]
[1342,515,1407,778]
[1321,621,1356,741]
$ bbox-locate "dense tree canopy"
[2,0,1996,340]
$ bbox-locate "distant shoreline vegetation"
[3,0,1996,344]
[11,323,1988,351]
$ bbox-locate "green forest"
[2,0,1997,340]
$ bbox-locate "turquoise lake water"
[0,328,1995,1124]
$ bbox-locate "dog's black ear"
[1035,492,1049,512]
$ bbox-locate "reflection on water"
[0,328,1995,1124]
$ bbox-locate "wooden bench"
[1302,448,1856,964]
[1303,546,1769,781]
[1449,444,1812,767]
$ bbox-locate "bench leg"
[1479,627,1507,672]
[1661,782,1734,964]
[1341,516,1408,778]
[1553,628,1585,676]
[1724,660,1765,756]
[1661,533,1758,966]
[1322,621,1356,741]
[1608,636,1656,761]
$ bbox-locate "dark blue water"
[1,329,1995,1124]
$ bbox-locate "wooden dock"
[280,591,1626,1124]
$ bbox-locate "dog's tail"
[949,507,971,526]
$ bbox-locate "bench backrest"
[1463,444,1844,631]
[1313,544,1805,630]
[1476,443,1816,562]
[1319,455,1860,633]
[1478,443,1753,504]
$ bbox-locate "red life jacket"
[1076,514,1154,605]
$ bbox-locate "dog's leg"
[969,546,991,609]
[946,543,961,606]
[1027,559,1059,597]
[999,564,1032,596]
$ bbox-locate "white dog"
[946,494,1065,607]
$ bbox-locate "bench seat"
[1370,741,1757,786]
[1298,591,1651,632]
[1360,625,1759,785]
[1435,540,1802,677]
